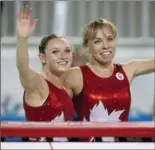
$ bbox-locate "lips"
[57,61,68,65]
[101,51,112,55]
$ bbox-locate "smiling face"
[83,19,117,65]
[88,28,116,65]
[39,37,72,74]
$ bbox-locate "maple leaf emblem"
[52,111,68,142]
[90,101,124,122]
[84,101,125,142]
[53,111,65,122]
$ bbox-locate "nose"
[60,51,68,59]
[102,40,108,49]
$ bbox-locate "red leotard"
[24,79,75,142]
[73,64,131,141]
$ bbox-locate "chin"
[102,56,114,63]
[58,66,70,72]
[100,59,113,65]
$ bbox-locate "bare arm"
[123,59,155,82]
[62,70,75,99]
[63,67,83,98]
[129,59,155,77]
[16,7,43,92]
[16,36,36,91]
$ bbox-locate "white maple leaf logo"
[52,112,68,142]
[29,112,68,142]
[90,101,124,122]
[84,101,125,142]
[53,111,65,122]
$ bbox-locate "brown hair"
[39,34,59,54]
[83,18,117,47]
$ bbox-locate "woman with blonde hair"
[63,18,155,142]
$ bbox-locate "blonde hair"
[83,18,117,47]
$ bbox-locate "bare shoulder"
[121,60,135,67]
[121,60,136,71]
[63,66,83,96]
[121,59,155,82]
[64,66,82,80]
[120,60,137,83]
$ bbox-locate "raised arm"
[122,59,155,83]
[16,7,43,92]
[127,59,155,77]
[132,59,155,76]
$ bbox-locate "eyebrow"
[94,35,114,40]
[94,38,101,40]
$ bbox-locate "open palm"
[16,7,37,38]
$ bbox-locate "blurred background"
[1,0,154,131]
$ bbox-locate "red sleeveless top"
[73,64,131,122]
[23,79,75,141]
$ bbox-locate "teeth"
[102,52,110,55]
[58,61,67,65]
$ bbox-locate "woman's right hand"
[16,6,37,38]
